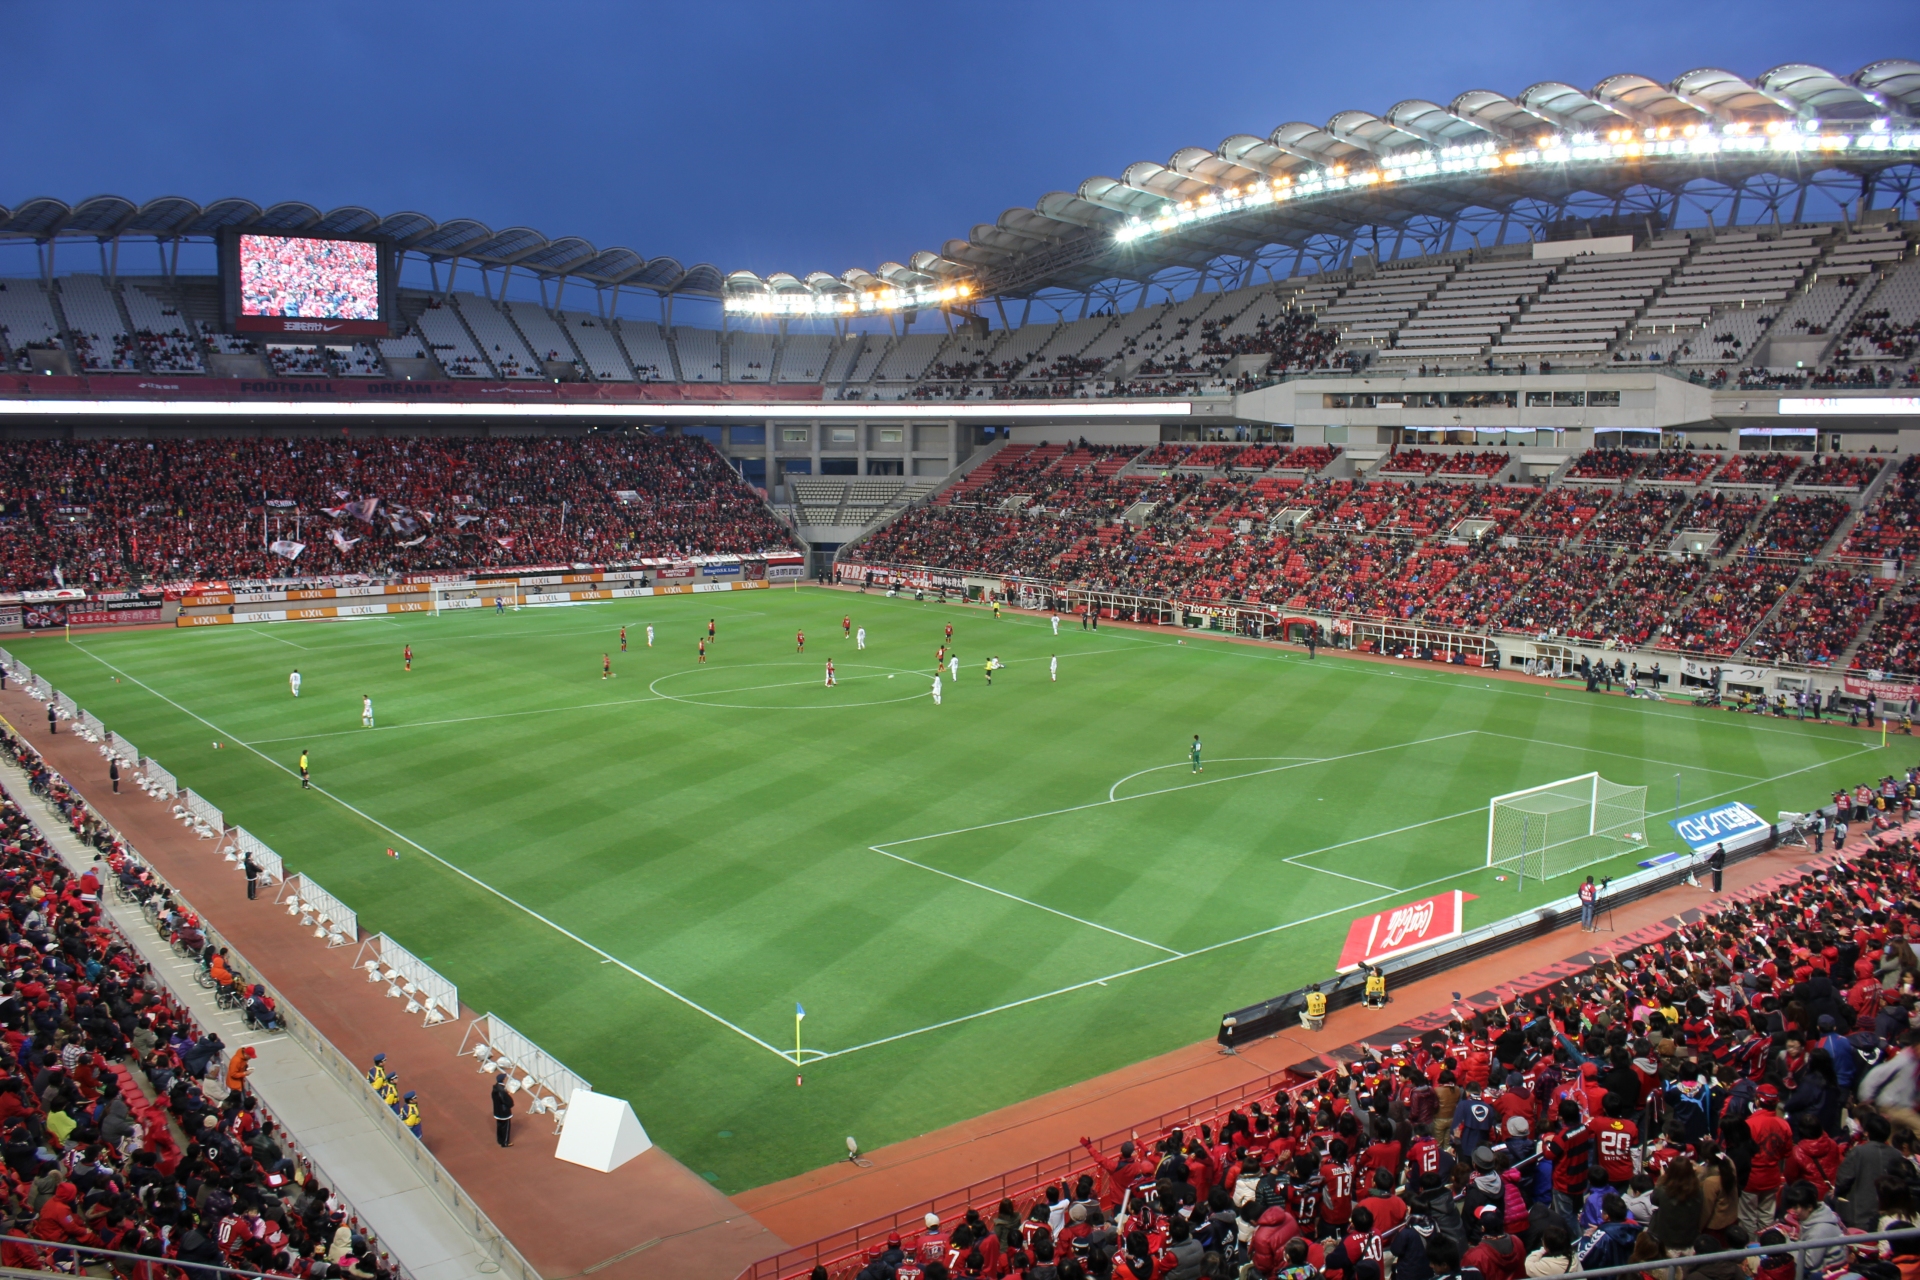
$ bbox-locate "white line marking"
[879,732,1476,850]
[64,643,803,1065]
[807,740,1883,1061]
[1108,756,1323,803]
[869,846,1181,956]
[1471,729,1767,780]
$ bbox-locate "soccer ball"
[888,674,894,679]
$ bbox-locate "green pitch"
[8,589,1882,1191]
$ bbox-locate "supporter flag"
[268,540,305,561]
[345,497,379,524]
[454,514,480,528]
[389,512,419,535]
[398,535,428,547]
[494,536,515,549]
[329,529,360,551]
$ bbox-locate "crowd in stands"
[1835,454,1912,564]
[857,442,1920,668]
[1566,451,1642,482]
[1749,499,1852,559]
[1744,568,1886,667]
[1658,562,1802,656]
[1720,455,1805,488]
[0,725,399,1279]
[837,763,1920,1280]
[1640,451,1720,485]
[0,433,794,592]
[1855,581,1920,677]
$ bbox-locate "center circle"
[648,661,933,710]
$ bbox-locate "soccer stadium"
[4,28,1920,1280]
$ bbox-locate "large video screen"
[233,234,386,336]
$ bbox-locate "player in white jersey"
[856,627,866,650]
[1050,654,1057,682]
[1051,613,1060,636]
[931,674,942,705]
[948,654,959,681]
[646,625,654,647]
[824,659,836,687]
[289,669,302,698]
[361,695,374,728]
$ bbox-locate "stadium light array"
[1114,119,1920,248]
[725,281,972,317]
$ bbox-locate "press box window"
[876,428,904,444]
[782,427,809,444]
[828,428,856,445]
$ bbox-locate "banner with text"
[1337,890,1473,972]
[1669,801,1770,853]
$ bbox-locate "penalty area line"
[807,738,1883,1063]
[61,643,805,1066]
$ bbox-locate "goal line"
[1486,771,1647,885]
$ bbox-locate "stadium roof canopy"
[3,59,1919,315]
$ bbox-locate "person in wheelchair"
[243,984,280,1032]
[208,947,239,1003]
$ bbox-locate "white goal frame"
[1486,771,1647,885]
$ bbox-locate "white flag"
[269,540,305,561]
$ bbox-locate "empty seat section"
[415,303,492,378]
[121,284,205,373]
[558,311,634,380]
[451,294,540,378]
[617,319,675,380]
[57,275,137,371]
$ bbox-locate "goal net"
[1486,772,1648,883]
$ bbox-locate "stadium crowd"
[0,433,795,591]
[836,791,1920,1280]
[0,725,399,1278]
[853,443,1915,667]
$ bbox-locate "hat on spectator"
[925,1214,939,1229]
[1507,1117,1530,1137]
[1756,1083,1780,1101]
[1472,1147,1496,1170]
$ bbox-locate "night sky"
[1,2,1895,281]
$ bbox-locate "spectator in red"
[1740,1084,1793,1233]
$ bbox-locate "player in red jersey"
[796,628,805,652]
[843,614,852,639]
[944,621,953,642]
[697,638,707,664]
[403,643,412,672]
[824,658,836,687]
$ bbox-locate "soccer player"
[602,653,612,680]
[948,653,958,682]
[708,618,716,641]
[646,624,654,648]
[495,596,505,614]
[843,614,852,639]
[944,621,952,642]
[698,638,707,664]
[796,629,805,653]
[931,674,942,705]
[404,644,412,672]
[362,696,374,729]
[298,750,310,789]
[289,669,301,698]
[935,644,946,671]
[620,626,627,652]
[824,658,836,687]
[856,626,867,651]
[992,600,1001,619]
[1190,734,1202,773]
[984,657,993,686]
[1051,612,1060,635]
[1050,654,1058,682]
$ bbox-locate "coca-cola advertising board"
[1336,889,1474,972]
